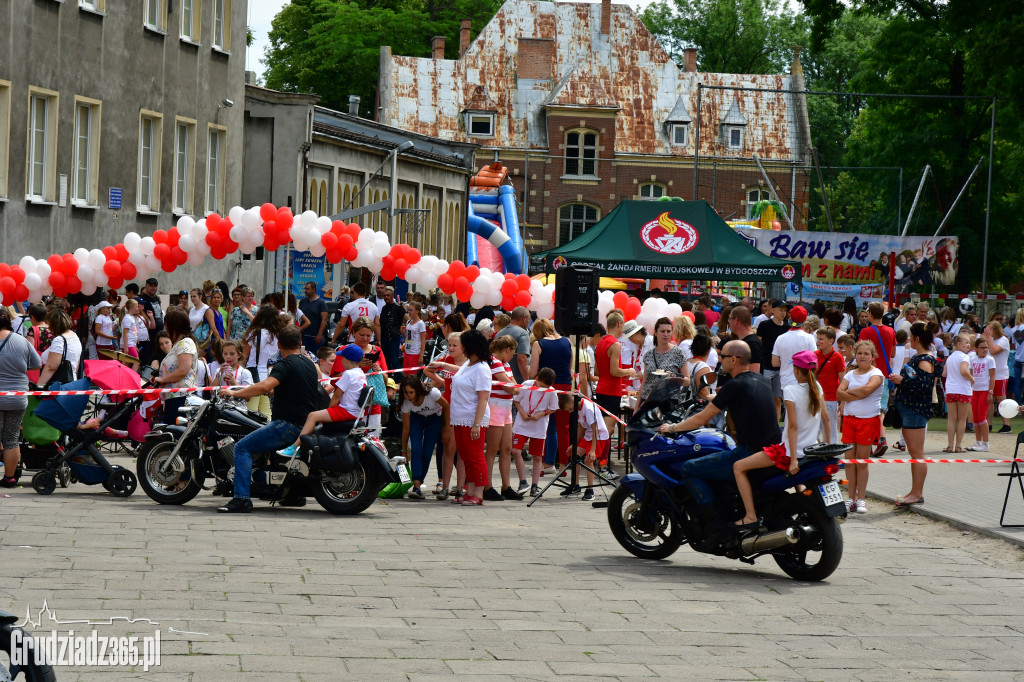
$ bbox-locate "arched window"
[309,182,318,214]
[372,189,381,230]
[558,203,599,244]
[565,129,598,177]
[746,188,770,218]
[454,203,461,260]
[319,180,327,216]
[342,184,351,213]
[639,182,666,199]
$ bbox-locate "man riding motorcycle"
[216,325,323,513]
[656,340,781,530]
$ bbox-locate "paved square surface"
[2,476,1023,680]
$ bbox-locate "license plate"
[818,481,845,510]
[396,466,411,484]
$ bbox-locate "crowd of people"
[1,281,1020,520]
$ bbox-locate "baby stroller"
[30,366,151,497]
[15,395,73,487]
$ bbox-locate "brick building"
[377,0,813,267]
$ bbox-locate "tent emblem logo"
[781,265,796,280]
[552,256,567,270]
[640,212,699,255]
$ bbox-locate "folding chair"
[998,431,1024,527]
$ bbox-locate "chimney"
[790,45,804,77]
[683,48,698,73]
[601,0,611,35]
[431,36,446,60]
[348,95,361,116]
[460,19,472,56]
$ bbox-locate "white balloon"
[87,249,105,270]
[239,240,256,255]
[242,209,261,230]
[371,240,390,258]
[27,289,44,303]
[306,228,321,250]
[998,399,1020,420]
[196,239,211,256]
[357,228,375,249]
[229,206,246,225]
[642,296,659,312]
[637,312,655,334]
[538,303,555,319]
[373,230,390,244]
[77,264,94,283]
[289,225,304,245]
[93,272,108,290]
[35,261,51,280]
[470,292,487,309]
[24,273,41,290]
[420,272,438,290]
[298,210,317,229]
[315,216,332,234]
[229,225,246,243]
[187,251,205,266]
[486,289,502,307]
[665,303,682,318]
[420,255,437,272]
[404,266,420,284]
[124,232,142,251]
[177,215,196,234]
[308,243,327,258]
[479,268,492,280]
[192,222,208,240]
[144,254,160,271]
[19,256,36,272]
[74,248,90,263]
[128,250,146,267]
[597,298,613,314]
[490,272,505,289]
[599,289,615,300]
[179,235,197,252]
[434,259,449,275]
[474,278,491,293]
[139,237,155,256]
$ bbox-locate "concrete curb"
[867,490,1024,548]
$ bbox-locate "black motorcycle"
[609,376,850,581]
[136,386,402,514]
[1,610,57,681]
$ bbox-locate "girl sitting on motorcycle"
[732,349,828,530]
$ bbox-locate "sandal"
[894,496,924,508]
[942,447,954,453]
[432,483,444,496]
[954,448,965,453]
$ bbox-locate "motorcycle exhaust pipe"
[741,526,800,553]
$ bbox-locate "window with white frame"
[746,188,770,218]
[670,123,688,146]
[180,0,201,42]
[467,113,494,138]
[565,130,597,177]
[72,98,102,205]
[558,203,599,244]
[173,118,196,213]
[137,111,163,211]
[639,182,666,199]
[206,125,226,214]
[145,0,168,31]
[0,81,9,198]
[212,0,230,49]
[725,126,743,150]
[26,89,59,202]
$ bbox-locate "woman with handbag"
[152,310,198,423]
[24,304,52,384]
[189,288,221,353]
[37,309,81,387]
[332,317,388,436]
[0,310,42,487]
[888,322,936,507]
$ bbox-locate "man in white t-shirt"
[772,307,817,391]
[373,280,388,311]
[334,282,381,344]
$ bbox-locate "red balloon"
[343,246,359,262]
[326,248,343,263]
[211,247,227,260]
[223,239,239,255]
[264,239,280,252]
[102,246,117,260]
[624,298,642,321]
[0,277,16,295]
[153,229,168,244]
[65,274,82,294]
[14,284,28,301]
[612,291,629,309]
[47,254,63,271]
[153,243,171,261]
[207,232,223,248]
[206,214,222,231]
[437,273,455,294]
[161,260,176,273]
[380,266,396,281]
[263,219,278,237]
[514,290,531,307]
[681,310,695,322]
[167,227,181,246]
[107,278,124,290]
[514,274,530,291]
[394,258,410,278]
[330,220,345,235]
[114,244,129,261]
[171,246,187,265]
[49,271,66,290]
[381,254,396,269]
[501,295,516,310]
[276,208,294,229]
[0,264,9,278]
[338,234,354,251]
[103,260,121,278]
[500,279,518,296]
[121,262,137,280]
[62,256,78,275]
[321,232,338,249]
[464,265,480,282]
[260,203,278,222]
[345,223,361,240]
[448,260,466,279]
[10,267,24,285]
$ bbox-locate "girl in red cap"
[732,349,829,529]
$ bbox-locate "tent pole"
[693,85,701,200]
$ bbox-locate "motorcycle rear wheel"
[136,440,205,505]
[313,449,384,515]
[769,493,843,581]
[0,623,58,681]
[607,484,684,560]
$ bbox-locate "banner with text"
[734,228,959,288]
[785,281,885,304]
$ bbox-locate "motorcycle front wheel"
[607,484,684,560]
[769,493,843,581]
[313,448,385,515]
[136,440,206,505]
[0,623,58,681]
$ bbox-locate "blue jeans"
[232,420,301,499]
[381,338,402,376]
[678,445,752,508]
[408,412,441,483]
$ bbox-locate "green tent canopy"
[533,199,802,283]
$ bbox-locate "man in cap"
[756,299,790,416]
[771,306,817,395]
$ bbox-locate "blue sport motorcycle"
[608,376,850,581]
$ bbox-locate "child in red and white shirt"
[487,335,527,499]
[967,337,995,452]
[298,344,366,439]
[568,395,611,501]
[513,367,559,497]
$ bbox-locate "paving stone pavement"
[1,473,1023,681]
[867,427,1024,545]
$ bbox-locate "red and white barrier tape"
[840,458,1024,464]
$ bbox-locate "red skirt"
[763,443,792,470]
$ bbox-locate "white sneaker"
[847,499,857,513]
[854,499,867,514]
[966,442,980,451]
[977,442,990,452]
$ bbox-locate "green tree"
[641,0,811,74]
[263,0,503,116]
